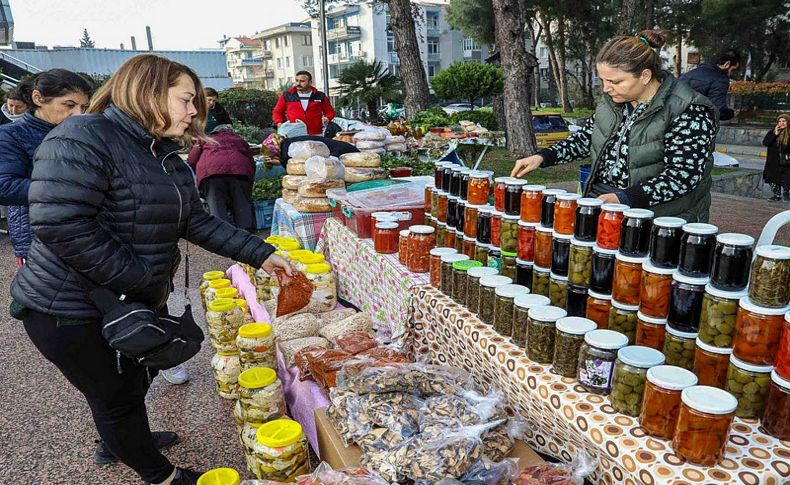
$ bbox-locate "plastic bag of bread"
[288,140,330,159]
[282,189,300,205]
[282,175,307,191]
[286,159,307,175]
[385,135,406,145]
[279,336,330,366]
[344,167,388,183]
[353,131,387,142]
[294,197,332,213]
[273,268,314,317]
[340,152,381,168]
[355,140,386,150]
[385,143,408,153]
[297,178,345,198]
[305,156,345,181]
[319,313,373,342]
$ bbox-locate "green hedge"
[219,88,279,128]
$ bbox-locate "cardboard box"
[315,407,544,471]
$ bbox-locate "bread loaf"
[282,175,307,191]
[339,152,382,168]
[355,140,386,150]
[288,140,330,159]
[297,178,345,198]
[282,189,299,205]
[286,159,307,176]
[294,196,333,213]
[385,143,408,153]
[344,167,388,183]
[305,156,345,181]
[385,135,406,144]
[353,131,387,142]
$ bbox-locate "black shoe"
[171,467,204,485]
[94,431,180,465]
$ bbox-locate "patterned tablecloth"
[315,218,430,343]
[270,198,335,251]
[407,286,790,485]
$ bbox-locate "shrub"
[380,154,435,176]
[410,106,450,128]
[449,108,498,130]
[232,121,265,144]
[430,61,503,107]
[219,88,279,128]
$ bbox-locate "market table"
[406,286,790,485]
[315,217,430,343]
[270,198,334,251]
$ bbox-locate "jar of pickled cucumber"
[612,253,646,306]
[610,346,666,416]
[590,245,617,294]
[663,325,698,370]
[693,338,732,389]
[453,260,484,305]
[639,365,698,439]
[551,232,572,277]
[467,267,499,316]
[608,300,639,344]
[211,350,241,399]
[527,306,567,364]
[733,297,790,366]
[478,275,512,325]
[474,241,491,265]
[242,421,265,478]
[487,246,502,273]
[513,294,551,349]
[639,261,675,319]
[671,386,738,466]
[501,251,517,281]
[254,419,309,481]
[566,284,588,318]
[568,238,595,287]
[201,271,227,310]
[441,254,469,297]
[668,272,709,333]
[762,370,790,440]
[494,284,530,337]
[515,259,534,288]
[549,273,569,309]
[205,279,232,308]
[532,265,551,298]
[577,330,630,394]
[207,298,245,352]
[501,214,520,254]
[236,323,276,371]
[748,245,790,308]
[697,285,745,348]
[239,368,286,424]
[725,355,773,419]
[553,317,597,377]
[534,225,554,268]
[635,311,667,351]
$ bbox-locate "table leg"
[472,145,489,170]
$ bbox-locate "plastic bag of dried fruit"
[435,457,520,485]
[512,449,597,485]
[273,268,313,317]
[335,361,471,397]
[418,389,508,433]
[294,461,390,485]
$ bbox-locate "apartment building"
[253,22,315,91]
[222,36,265,88]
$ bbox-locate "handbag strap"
[183,212,191,305]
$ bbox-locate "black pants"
[23,310,174,483]
[202,175,254,230]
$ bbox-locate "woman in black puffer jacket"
[10,55,292,485]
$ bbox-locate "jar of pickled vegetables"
[554,193,581,236]
[549,273,569,309]
[467,267,499,316]
[610,346,666,416]
[777,312,790,380]
[436,222,447,248]
[479,275,512,324]
[513,294,551,349]
[663,325,698,370]
[540,188,567,228]
[551,233,572,277]
[639,365,698,439]
[566,284,588,318]
[463,204,480,239]
[462,236,477,259]
[205,278,232,308]
[242,421,265,477]
[430,248,457,288]
[586,291,612,329]
[612,253,646,306]
[494,284,530,337]
[504,179,527,216]
[398,230,410,266]
[455,228,465,252]
[207,298,245,352]
[449,165,464,197]
[424,183,433,214]
[748,245,790,308]
[487,246,502,272]
[608,300,639,344]
[517,221,537,262]
[532,265,551,298]
[678,223,718,278]
[441,253,469,296]
[237,323,275,371]
[635,312,667,351]
[520,184,546,223]
[437,192,449,223]
[515,259,534,288]
[668,272,709,333]
[431,189,441,219]
[475,242,490,265]
[211,350,241,399]
[568,238,595,287]
[762,370,790,440]
[476,205,493,245]
[493,177,510,212]
[596,204,629,250]
[500,214,520,253]
[732,297,789,366]
[648,216,686,268]
[639,261,675,319]
[445,226,457,249]
[577,329,630,394]
[672,386,737,466]
[238,367,286,424]
[453,260,483,305]
[501,251,517,281]
[254,419,309,481]
[726,354,773,418]
[618,209,654,257]
[233,399,245,436]
[201,271,227,310]
[467,171,490,206]
[534,225,553,268]
[553,317,597,377]
[216,286,239,302]
[574,198,603,242]
[590,246,617,294]
[710,233,754,291]
[693,338,732,389]
[374,222,399,254]
[527,305,567,364]
[491,210,502,248]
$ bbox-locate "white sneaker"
[161,364,190,385]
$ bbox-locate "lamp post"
[319,0,330,95]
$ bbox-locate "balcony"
[427,52,441,63]
[328,51,366,64]
[251,49,272,59]
[427,27,439,37]
[326,25,361,41]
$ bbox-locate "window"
[540,47,548,58]
[275,37,280,48]
[427,39,439,54]
[387,33,395,52]
[286,57,290,68]
[462,37,479,51]
[540,67,549,79]
[277,58,282,68]
[428,65,436,77]
[303,34,312,46]
[284,36,289,47]
[427,13,439,29]
[303,55,313,66]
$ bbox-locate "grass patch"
[457,146,587,184]
[533,107,595,119]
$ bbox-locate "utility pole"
[319,0,330,95]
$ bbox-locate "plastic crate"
[254,200,276,230]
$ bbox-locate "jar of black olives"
[476,205,493,245]
[449,165,464,197]
[649,217,686,268]
[577,329,630,394]
[619,209,654,257]
[566,284,589,317]
[527,305,567,364]
[447,196,459,229]
[540,188,567,228]
[678,223,718,278]
[504,179,527,216]
[512,294,551,348]
[710,233,754,292]
[441,163,454,192]
[553,317,597,377]
[551,232,572,277]
[459,168,472,201]
[515,259,534,288]
[590,245,618,294]
[574,198,603,242]
[455,199,466,233]
[668,272,710,333]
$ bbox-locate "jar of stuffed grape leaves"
[515,259,534,288]
[732,297,790,366]
[586,291,612,329]
[639,365,698,439]
[517,220,537,262]
[553,317,597,377]
[678,223,718,278]
[554,193,581,235]
[639,261,675,319]
[527,305,567,364]
[513,294,550,348]
[540,188,567,228]
[577,330,629,394]
[479,275,513,325]
[748,245,790,308]
[534,225,554,268]
[568,238,595,287]
[725,354,773,419]
[762,370,790,440]
[574,198,603,242]
[504,179,527,216]
[612,253,646,306]
[668,272,709,333]
[520,185,546,223]
[618,209,654,257]
[476,205,493,245]
[596,204,629,250]
[663,325,698,370]
[710,233,754,291]
[610,346,666,416]
[590,245,617,294]
[635,312,667,351]
[649,216,686,268]
[494,284,530,337]
[671,386,737,466]
[453,260,483,305]
[608,300,640,344]
[549,273,569,309]
[441,253,469,297]
[693,338,732,389]
[566,284,588,317]
[467,267,499,316]
[532,265,551,298]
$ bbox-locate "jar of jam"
[371,212,397,241]
[440,253,469,296]
[516,259,534,288]
[513,294,551,348]
[694,338,732,389]
[464,204,480,239]
[534,225,553,268]
[566,284,589,317]
[663,325,698,370]
[762,370,790,440]
[455,199,466,233]
[551,233,572,277]
[453,260,483,305]
[487,246,502,273]
[527,305,567,364]
[590,246,617,294]
[608,299,639,344]
[612,253,646,306]
[455,229,464,253]
[777,312,790,380]
[568,238,595,287]
[586,290,612,329]
[501,251,517,281]
[640,365,698,439]
[520,184,546,223]
[459,169,471,201]
[424,183,433,214]
[574,198,603,242]
[517,221,537,262]
[504,179,527,216]
[406,225,435,273]
[748,245,790,308]
[493,177,510,212]
[619,209,654,257]
[732,297,789,366]
[639,260,675,319]
[467,171,491,206]
[475,241,490,265]
[610,346,666,416]
[476,205,492,245]
[437,192,449,224]
[467,267,498,316]
[672,386,738,466]
[698,285,747,349]
[678,223,718,278]
[635,312,667,351]
[399,230,411,266]
[430,248,457,288]
[434,162,448,190]
[668,272,709,333]
[725,354,773,419]
[449,165,464,197]
[648,216,686,268]
[479,275,513,324]
[500,214,519,254]
[445,226,457,249]
[491,210,503,248]
[441,163,454,192]
[540,188,567,228]
[554,193,581,236]
[577,329,630,394]
[549,273,569,309]
[596,203,629,250]
[436,222,447,248]
[373,222,399,254]
[710,233,754,291]
[532,265,551,298]
[494,284,530,337]
[462,236,477,259]
[553,316,597,377]
[447,196,459,229]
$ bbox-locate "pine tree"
[80,29,95,48]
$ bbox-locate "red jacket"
[187,130,256,187]
[272,86,335,136]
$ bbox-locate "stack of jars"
[237,367,288,478]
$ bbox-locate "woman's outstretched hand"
[511,154,544,178]
[262,253,293,276]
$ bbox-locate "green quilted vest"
[585,76,719,222]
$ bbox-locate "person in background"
[762,114,790,202]
[188,124,256,230]
[0,82,31,125]
[680,49,742,121]
[203,87,232,134]
[0,69,93,265]
[272,70,335,135]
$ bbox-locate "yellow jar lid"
[278,240,301,252]
[289,249,313,261]
[216,287,239,299]
[305,263,331,275]
[265,235,283,244]
[239,323,272,339]
[197,468,240,485]
[256,419,303,448]
[217,350,239,357]
[233,298,247,310]
[278,236,299,245]
[208,298,236,313]
[238,367,277,389]
[208,279,231,289]
[202,271,226,281]
[301,253,325,265]
[274,251,286,258]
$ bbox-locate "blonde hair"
[778,114,789,147]
[597,30,667,80]
[89,54,207,142]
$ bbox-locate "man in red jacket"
[272,71,335,135]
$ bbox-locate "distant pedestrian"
[680,49,742,121]
[0,81,31,125]
[203,87,232,134]
[762,114,790,202]
[272,70,335,135]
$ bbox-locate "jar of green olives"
[453,260,483,305]
[725,354,773,419]
[475,241,491,265]
[440,254,469,298]
[467,267,499,316]
[663,325,698,370]
[578,329,630,394]
[487,246,502,273]
[568,238,595,287]
[527,306,567,364]
[501,214,520,254]
[494,284,530,337]
[610,346,666,415]
[501,251,517,281]
[608,300,640,344]
[553,317,597,377]
[532,265,551,298]
[549,273,569,309]
[478,275,512,325]
[698,285,747,349]
[748,245,790,308]
[513,294,551,348]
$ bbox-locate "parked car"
[442,103,475,115]
[532,113,571,149]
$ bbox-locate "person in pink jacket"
[188,125,256,230]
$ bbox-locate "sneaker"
[94,431,179,464]
[161,364,189,385]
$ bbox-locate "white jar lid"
[642,259,677,275]
[533,264,551,273]
[463,235,476,242]
[617,345,666,368]
[615,252,648,264]
[528,305,567,322]
[542,188,567,196]
[584,329,629,349]
[695,338,733,355]
[739,297,790,316]
[587,290,612,300]
[647,365,698,390]
[577,197,604,207]
[601,203,629,212]
[653,216,687,228]
[593,245,619,255]
[496,284,530,298]
[468,266,499,278]
[430,248,457,257]
[665,325,698,339]
[375,221,398,229]
[451,164,465,172]
[518,220,540,228]
[494,176,514,183]
[515,258,534,266]
[716,233,754,247]
[755,244,790,260]
[465,203,483,209]
[503,213,521,221]
[681,386,738,415]
[771,370,790,391]
[477,205,494,214]
[729,353,774,373]
[623,208,655,219]
[469,171,490,179]
[537,225,554,234]
[524,184,546,192]
[683,222,718,235]
[552,232,573,240]
[515,293,550,309]
[506,179,528,186]
[400,229,410,237]
[570,238,596,248]
[637,311,667,325]
[672,272,710,286]
[480,275,513,287]
[441,253,469,263]
[492,209,503,217]
[556,193,582,201]
[550,273,569,282]
[611,299,639,311]
[409,225,434,235]
[704,284,747,300]
[556,316,597,335]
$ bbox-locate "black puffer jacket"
[11,105,274,320]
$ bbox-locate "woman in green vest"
[512,30,719,222]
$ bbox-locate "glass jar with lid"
[568,238,595,287]
[610,346,666,416]
[374,222,399,254]
[455,199,466,233]
[407,225,436,273]
[693,338,732,389]
[553,317,597,377]
[648,216,686,268]
[532,265,551,298]
[520,184,546,223]
[500,214,520,253]
[491,210,503,248]
[501,251,517,280]
[549,273,569,309]
[487,246,502,273]
[534,225,554,268]
[635,312,667,351]
[678,223,718,277]
[424,183,433,214]
[671,386,738,466]
[464,204,480,239]
[748,245,790,308]
[447,196,459,229]
[732,297,790,366]
[462,236,477,259]
[513,294,550,349]
[467,171,491,206]
[449,165,464,197]
[493,177,510,212]
[608,300,639,344]
[612,253,646,306]
[254,419,309,481]
[201,271,227,310]
[725,355,773,418]
[479,275,513,324]
[566,284,588,317]
[618,209,654,257]
[434,161,449,190]
[494,284,530,337]
[668,272,709,333]
[574,198,603,242]
[639,260,675,319]
[453,260,483,305]
[762,370,790,440]
[445,226,457,249]
[211,350,242,399]
[398,230,410,266]
[527,305,567,364]
[475,241,490,265]
[710,233,754,291]
[207,298,245,352]
[437,192,449,223]
[517,221,537,262]
[586,291,612,329]
[441,163,454,191]
[577,329,630,394]
[663,326,698,370]
[540,188,567,228]
[459,169,472,201]
[515,259,534,288]
[430,248,457,288]
[431,189,441,220]
[237,323,276,371]
[639,365,698,439]
[440,253,469,296]
[476,205,493,245]
[590,245,617,294]
[238,367,286,424]
[777,312,790,380]
[596,203,629,250]
[436,222,447,248]
[554,193,581,235]
[467,267,499,316]
[504,179,527,216]
[551,232,572,277]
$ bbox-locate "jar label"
[578,357,615,390]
